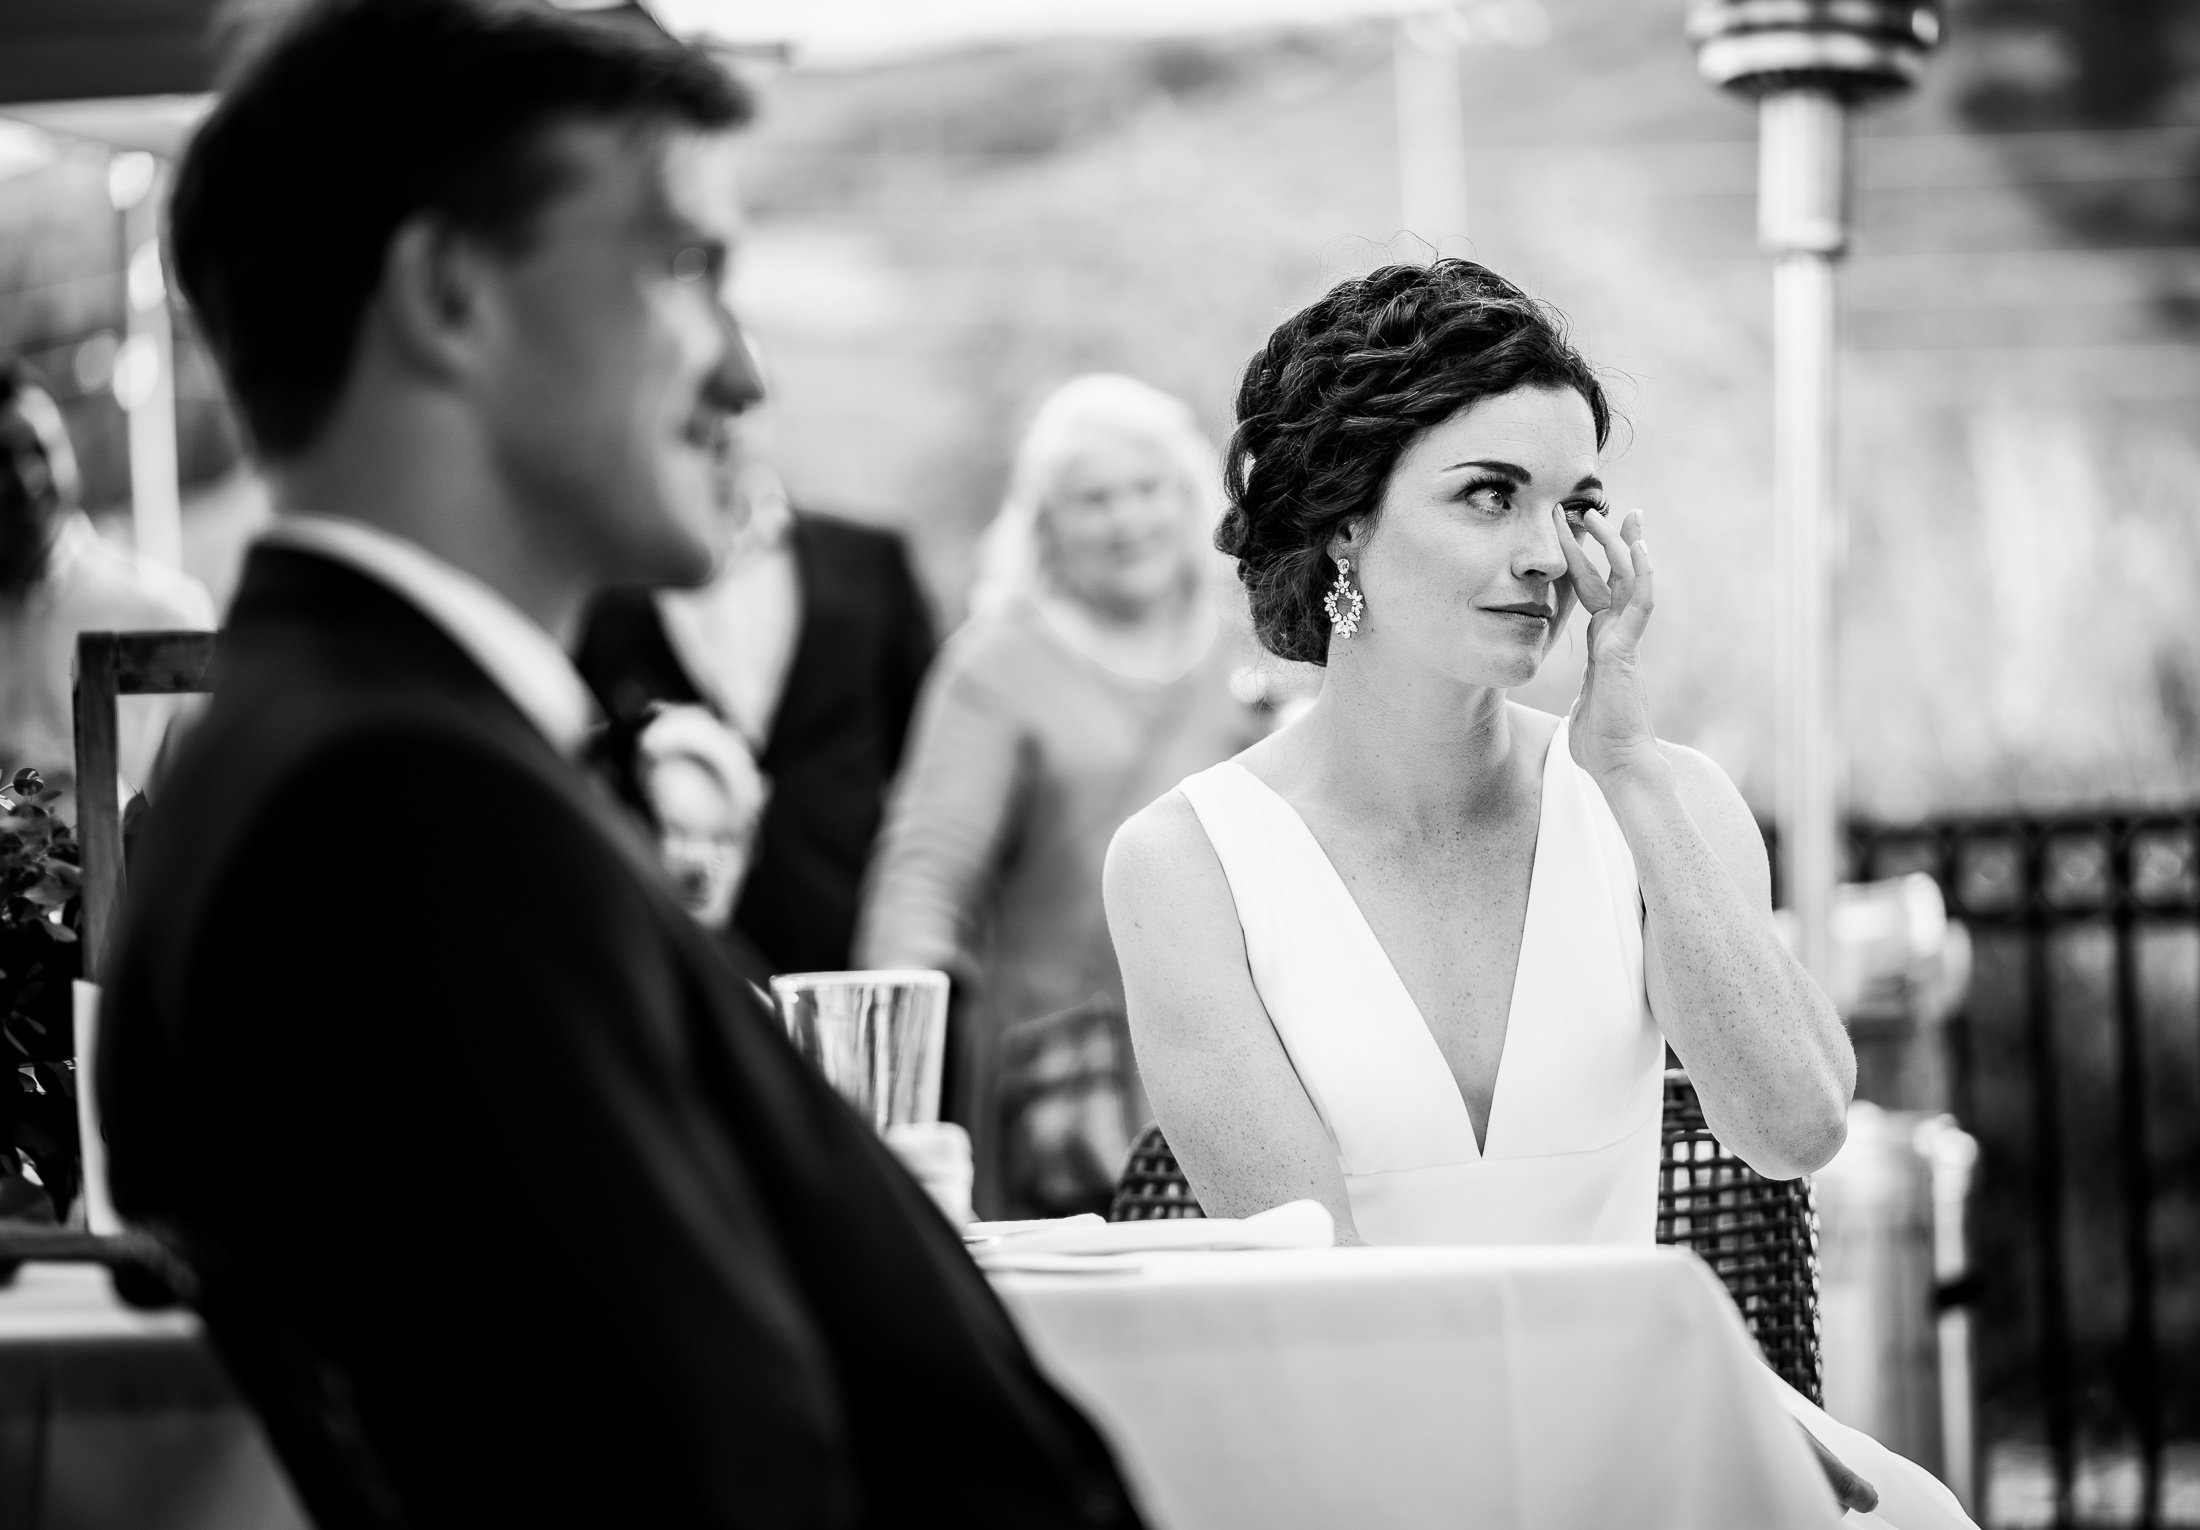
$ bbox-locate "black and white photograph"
[1,1,2196,1526]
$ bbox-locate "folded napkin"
[968,1200,1335,1269]
[964,1215,1104,1244]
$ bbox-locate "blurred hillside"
[728,0,2200,819]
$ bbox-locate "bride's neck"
[1296,646,1523,824]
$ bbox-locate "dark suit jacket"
[577,511,933,976]
[99,548,1140,1530]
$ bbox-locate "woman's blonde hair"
[969,373,1228,617]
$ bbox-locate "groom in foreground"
[99,2,1141,1526]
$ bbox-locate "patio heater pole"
[1393,12,1468,249]
[1685,1,1939,987]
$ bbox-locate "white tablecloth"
[993,1243,1847,1530]
[0,1266,305,1530]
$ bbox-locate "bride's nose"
[1515,508,1570,584]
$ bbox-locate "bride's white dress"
[1180,714,1661,1246]
[1175,716,1979,1530]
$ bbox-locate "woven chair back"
[1108,1123,1206,1221]
[1658,1069,1824,1404]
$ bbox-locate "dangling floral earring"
[1323,556,1364,640]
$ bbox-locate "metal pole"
[2021,829,2077,1523]
[2109,822,2163,1529]
[1393,15,1469,250]
[110,151,182,570]
[1760,89,1846,988]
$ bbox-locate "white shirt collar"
[256,514,598,757]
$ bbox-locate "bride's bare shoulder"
[1105,787,1221,907]
[1105,788,1257,1029]
[1104,780,1259,974]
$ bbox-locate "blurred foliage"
[0,768,81,1222]
[1951,0,2200,252]
[1958,0,2195,131]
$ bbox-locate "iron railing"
[1835,811,2200,1530]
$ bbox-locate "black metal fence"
[1840,811,2200,1530]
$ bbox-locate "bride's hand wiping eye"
[1553,503,1664,788]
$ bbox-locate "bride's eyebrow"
[1439,458,1530,482]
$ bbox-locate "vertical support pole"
[1394,16,1469,250]
[110,152,181,570]
[1759,90,1847,988]
[2110,822,2162,1529]
[2022,828,2076,1524]
[73,633,123,984]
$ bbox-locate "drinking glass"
[769,969,950,1133]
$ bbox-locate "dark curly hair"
[1218,259,1611,664]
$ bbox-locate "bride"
[1105,260,1971,1526]
[1106,258,1850,1239]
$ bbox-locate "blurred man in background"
[0,359,214,818]
[98,2,1140,1526]
[578,396,934,975]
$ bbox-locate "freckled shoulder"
[1105,788,1229,922]
[1103,786,1262,1036]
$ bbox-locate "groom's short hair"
[171,0,751,461]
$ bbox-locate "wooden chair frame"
[72,629,218,981]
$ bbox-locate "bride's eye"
[1562,498,1604,527]
[1457,477,1512,515]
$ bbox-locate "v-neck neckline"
[1225,718,1566,1159]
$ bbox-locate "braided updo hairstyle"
[1218,259,1611,664]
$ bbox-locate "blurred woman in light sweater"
[857,375,1267,1219]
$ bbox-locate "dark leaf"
[23,878,67,911]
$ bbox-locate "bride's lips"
[1484,602,1555,624]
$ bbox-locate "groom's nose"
[703,307,766,417]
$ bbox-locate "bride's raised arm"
[1105,791,1364,1243]
[1622,738,1855,1180]
[1558,503,1854,1181]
